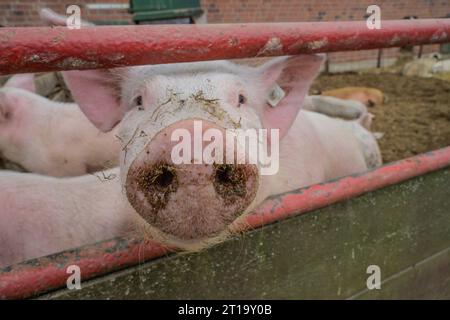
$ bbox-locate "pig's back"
[43,103,120,176]
[265,110,369,199]
[295,111,368,179]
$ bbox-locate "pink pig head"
[63,55,324,248]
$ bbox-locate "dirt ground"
[310,73,450,163]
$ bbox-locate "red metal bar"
[1,146,449,300]
[247,147,450,228]
[0,19,449,75]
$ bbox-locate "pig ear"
[257,54,324,139]
[62,69,123,132]
[4,74,36,93]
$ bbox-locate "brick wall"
[201,0,450,23]
[1,0,449,69]
[201,0,449,70]
[0,0,131,27]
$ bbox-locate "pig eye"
[238,94,246,106]
[134,95,143,109]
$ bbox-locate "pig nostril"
[213,164,249,203]
[215,164,234,185]
[132,163,178,194]
[126,163,179,220]
[154,167,175,188]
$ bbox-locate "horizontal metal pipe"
[0,19,449,75]
[1,146,449,300]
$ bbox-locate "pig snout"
[125,119,259,241]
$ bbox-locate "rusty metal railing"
[0,19,449,75]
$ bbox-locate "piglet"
[0,75,120,176]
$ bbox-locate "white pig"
[0,75,120,176]
[0,55,381,267]
[0,169,138,267]
[62,55,381,247]
[303,95,368,120]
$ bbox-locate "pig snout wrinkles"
[124,119,259,241]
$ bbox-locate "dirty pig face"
[62,55,324,249]
[116,64,264,246]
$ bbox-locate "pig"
[0,55,381,267]
[402,55,441,78]
[320,87,386,107]
[0,75,120,176]
[303,95,368,120]
[302,95,383,144]
[0,169,138,267]
[432,59,450,74]
[62,55,381,248]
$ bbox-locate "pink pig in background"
[0,74,120,176]
[0,55,381,267]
